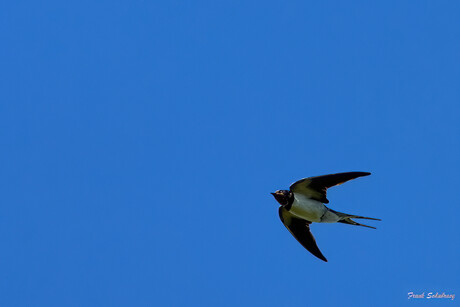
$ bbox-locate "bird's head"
[270,190,293,207]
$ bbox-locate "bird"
[271,171,380,262]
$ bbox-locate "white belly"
[289,193,327,223]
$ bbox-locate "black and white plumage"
[271,172,380,262]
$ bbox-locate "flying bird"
[271,172,380,262]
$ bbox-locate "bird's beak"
[270,192,276,196]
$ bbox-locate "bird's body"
[271,171,380,262]
[290,194,339,223]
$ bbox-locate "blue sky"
[1,1,459,306]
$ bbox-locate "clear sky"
[1,1,459,306]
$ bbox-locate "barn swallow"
[271,172,380,262]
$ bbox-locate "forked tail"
[330,209,381,229]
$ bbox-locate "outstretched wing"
[279,207,327,262]
[289,171,371,204]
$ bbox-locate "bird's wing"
[279,206,327,262]
[289,171,371,204]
